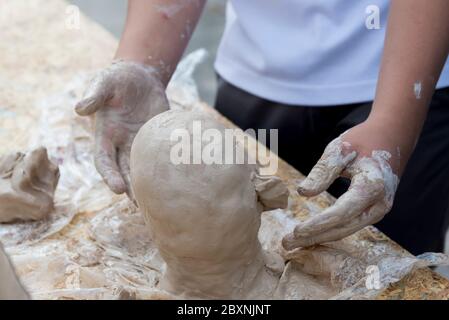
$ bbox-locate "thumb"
[75,75,112,116]
[298,137,357,197]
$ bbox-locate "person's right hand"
[75,60,170,198]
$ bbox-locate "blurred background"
[69,0,226,105]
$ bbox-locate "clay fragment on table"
[0,147,59,223]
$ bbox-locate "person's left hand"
[282,120,401,250]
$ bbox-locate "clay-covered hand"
[283,121,400,250]
[75,60,170,197]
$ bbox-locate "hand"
[75,60,170,197]
[283,120,401,250]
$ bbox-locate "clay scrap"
[0,147,59,223]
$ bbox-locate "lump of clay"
[0,147,59,223]
[130,110,289,299]
[0,243,29,300]
[253,173,289,212]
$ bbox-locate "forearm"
[115,0,206,86]
[368,0,449,172]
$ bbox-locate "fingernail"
[293,224,313,237]
[298,180,312,194]
[74,102,86,114]
[75,97,95,114]
[297,185,307,195]
[107,178,127,194]
[282,233,298,251]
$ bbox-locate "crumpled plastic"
[1,50,448,300]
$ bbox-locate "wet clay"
[130,110,289,299]
[0,147,59,223]
[0,244,29,299]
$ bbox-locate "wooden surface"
[1,0,448,300]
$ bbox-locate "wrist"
[114,50,148,66]
[341,118,413,176]
[114,40,171,87]
[111,54,169,88]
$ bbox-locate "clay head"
[130,110,288,298]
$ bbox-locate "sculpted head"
[130,110,288,298]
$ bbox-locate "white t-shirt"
[215,0,449,106]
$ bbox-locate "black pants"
[215,76,449,255]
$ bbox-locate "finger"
[293,171,384,238]
[118,146,134,201]
[95,138,127,194]
[282,202,386,250]
[298,138,356,197]
[75,74,112,116]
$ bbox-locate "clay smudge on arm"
[414,81,422,99]
[153,0,202,19]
